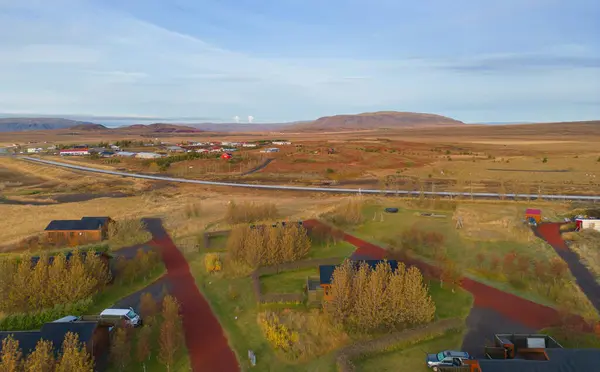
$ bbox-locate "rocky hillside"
[285,111,465,132]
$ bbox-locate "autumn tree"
[24,340,55,372]
[440,259,461,292]
[159,296,184,372]
[139,292,159,326]
[136,326,153,372]
[55,332,94,372]
[110,327,131,371]
[324,260,435,332]
[0,335,22,372]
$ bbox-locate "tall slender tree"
[0,335,22,372]
[55,332,94,372]
[24,339,55,372]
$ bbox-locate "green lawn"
[353,329,465,372]
[188,252,339,372]
[347,203,598,318]
[541,327,600,348]
[427,281,473,320]
[261,268,318,295]
[309,239,356,259]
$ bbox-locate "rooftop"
[319,260,399,285]
[478,348,600,372]
[45,217,111,231]
[0,321,99,357]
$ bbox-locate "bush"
[108,219,151,249]
[325,198,364,227]
[204,253,222,273]
[0,298,93,331]
[225,201,278,224]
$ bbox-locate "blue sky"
[0,0,598,123]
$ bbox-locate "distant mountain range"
[0,118,96,132]
[0,113,596,134]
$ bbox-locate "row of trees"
[110,293,184,372]
[0,332,94,372]
[0,250,111,314]
[324,260,435,332]
[226,224,311,267]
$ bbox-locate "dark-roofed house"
[475,333,600,372]
[44,217,113,246]
[0,320,110,369]
[319,260,399,301]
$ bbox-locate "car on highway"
[426,350,471,371]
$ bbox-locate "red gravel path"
[303,219,589,330]
[144,218,239,372]
[536,222,569,249]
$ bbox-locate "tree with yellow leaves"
[55,332,94,372]
[0,335,22,372]
[24,339,55,372]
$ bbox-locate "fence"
[251,257,345,304]
[335,317,464,372]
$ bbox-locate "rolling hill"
[285,111,465,132]
[0,118,98,132]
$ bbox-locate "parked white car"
[99,308,142,327]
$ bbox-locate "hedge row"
[0,298,93,331]
[336,317,464,372]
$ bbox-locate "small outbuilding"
[44,217,113,246]
[525,208,542,224]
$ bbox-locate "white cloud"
[0,0,597,122]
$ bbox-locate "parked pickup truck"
[426,350,472,371]
[79,307,142,327]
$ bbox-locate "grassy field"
[338,200,598,318]
[353,329,465,372]
[541,327,600,349]
[308,239,356,259]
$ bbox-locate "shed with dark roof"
[44,217,113,247]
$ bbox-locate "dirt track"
[143,218,239,372]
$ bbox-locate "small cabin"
[525,208,542,224]
[44,217,113,247]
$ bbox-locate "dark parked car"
[426,350,471,371]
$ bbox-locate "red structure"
[221,153,232,160]
[525,208,542,223]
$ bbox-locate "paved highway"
[19,156,600,201]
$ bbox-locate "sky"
[0,0,598,124]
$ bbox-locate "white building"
[260,147,280,153]
[135,152,163,159]
[242,143,258,148]
[272,141,291,145]
[576,219,600,232]
[222,148,237,152]
[115,151,136,157]
[59,149,89,156]
[27,148,43,153]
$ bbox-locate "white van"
[99,307,142,327]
